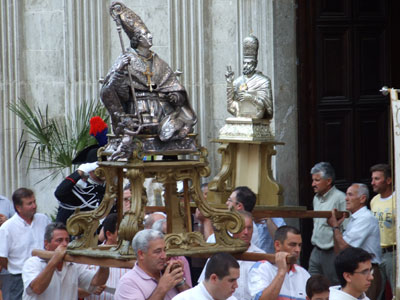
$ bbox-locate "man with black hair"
[122,184,132,213]
[198,211,265,300]
[306,275,330,300]
[204,186,285,253]
[249,225,310,300]
[0,188,50,300]
[330,247,374,300]
[22,222,109,300]
[173,253,240,300]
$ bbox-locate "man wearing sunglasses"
[330,247,374,300]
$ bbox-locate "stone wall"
[0,0,298,215]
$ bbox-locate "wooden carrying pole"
[31,250,297,269]
[145,206,349,220]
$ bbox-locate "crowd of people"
[0,162,395,300]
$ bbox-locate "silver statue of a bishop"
[219,35,274,141]
[225,35,273,120]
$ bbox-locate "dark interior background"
[296,0,400,267]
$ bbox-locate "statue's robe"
[229,71,273,119]
[101,48,196,140]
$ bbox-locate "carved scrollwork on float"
[67,167,118,250]
[117,168,146,255]
[208,143,234,192]
[166,232,207,250]
[191,171,244,248]
[165,231,247,256]
[198,147,209,164]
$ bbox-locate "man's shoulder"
[250,260,275,274]
[351,207,379,227]
[327,186,345,200]
[33,213,50,225]
[118,267,144,285]
[34,213,49,220]
[370,194,381,207]
[248,244,266,254]
[329,285,368,300]
[23,256,43,270]
[173,284,200,300]
[293,265,311,278]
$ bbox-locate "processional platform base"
[66,135,248,260]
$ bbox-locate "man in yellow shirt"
[370,163,396,296]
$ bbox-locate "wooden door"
[297,0,400,267]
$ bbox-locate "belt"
[315,246,333,251]
[382,245,396,253]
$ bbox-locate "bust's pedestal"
[208,118,283,206]
[219,117,273,141]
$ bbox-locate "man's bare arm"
[90,267,109,287]
[332,227,350,254]
[327,209,349,254]
[258,252,288,300]
[195,209,214,240]
[0,257,7,271]
[29,246,66,295]
[266,218,278,240]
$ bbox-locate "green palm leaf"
[8,99,109,182]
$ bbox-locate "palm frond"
[8,98,109,182]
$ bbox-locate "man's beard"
[243,65,255,75]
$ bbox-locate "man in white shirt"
[248,226,311,300]
[327,183,382,300]
[22,222,109,300]
[0,188,50,300]
[198,211,265,300]
[329,247,373,300]
[173,253,240,300]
